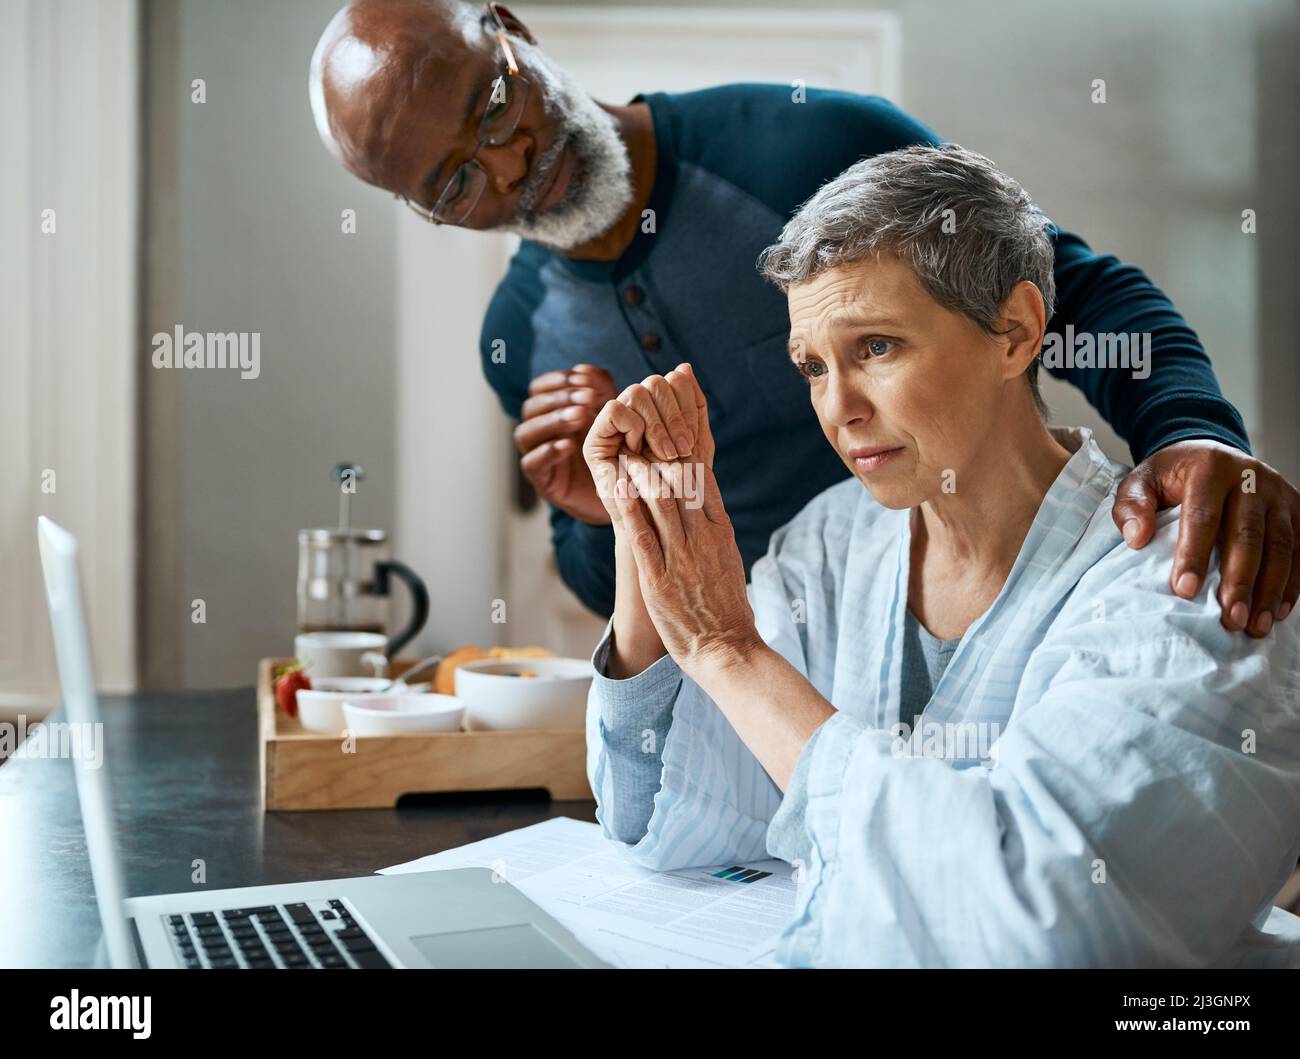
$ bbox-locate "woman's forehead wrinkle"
[793,274,858,326]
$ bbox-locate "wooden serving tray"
[257,658,591,811]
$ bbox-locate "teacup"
[294,631,388,679]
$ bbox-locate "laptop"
[37,516,606,969]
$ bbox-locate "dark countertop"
[0,688,596,968]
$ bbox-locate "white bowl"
[342,693,464,737]
[454,657,594,731]
[295,678,430,733]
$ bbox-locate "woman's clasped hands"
[581,363,762,674]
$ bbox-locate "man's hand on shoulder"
[514,364,617,525]
[1112,439,1299,638]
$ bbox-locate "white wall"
[391,222,515,659]
[2,0,138,711]
[142,0,398,688]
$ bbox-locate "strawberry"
[274,662,311,718]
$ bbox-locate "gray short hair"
[758,144,1055,414]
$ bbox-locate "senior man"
[308,0,1300,635]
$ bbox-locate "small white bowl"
[342,693,464,737]
[295,678,431,733]
[454,657,594,731]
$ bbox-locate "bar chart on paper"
[379,817,798,968]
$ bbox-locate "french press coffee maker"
[296,463,430,658]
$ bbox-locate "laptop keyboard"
[164,899,391,969]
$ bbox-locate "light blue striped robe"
[585,428,1300,967]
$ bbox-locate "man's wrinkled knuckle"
[1263,533,1295,562]
[1232,521,1266,548]
[1116,468,1154,495]
[1181,505,1220,530]
[1205,447,1240,471]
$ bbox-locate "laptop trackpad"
[411,923,583,968]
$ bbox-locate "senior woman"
[579,144,1300,968]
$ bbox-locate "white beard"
[497,38,634,251]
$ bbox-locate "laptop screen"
[37,517,138,969]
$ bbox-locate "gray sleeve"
[588,623,680,844]
[764,719,830,869]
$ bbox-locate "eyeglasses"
[395,2,531,226]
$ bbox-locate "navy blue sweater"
[480,84,1250,617]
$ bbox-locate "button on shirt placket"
[620,278,674,374]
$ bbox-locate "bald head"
[309,0,477,185]
[308,0,634,249]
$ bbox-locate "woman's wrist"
[606,623,668,679]
[607,537,666,678]
[683,631,770,692]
